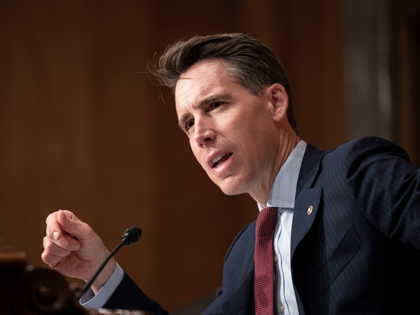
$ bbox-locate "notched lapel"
[291,143,328,259]
[291,188,322,259]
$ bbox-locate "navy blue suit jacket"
[104,137,420,314]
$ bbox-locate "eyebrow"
[177,93,233,130]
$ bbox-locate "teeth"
[213,154,225,164]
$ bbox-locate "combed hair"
[149,33,298,134]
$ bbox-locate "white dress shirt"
[258,140,307,315]
[83,140,307,314]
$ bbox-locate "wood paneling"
[397,0,420,166]
[276,0,348,149]
[0,0,348,312]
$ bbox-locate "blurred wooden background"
[0,0,419,313]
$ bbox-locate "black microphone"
[74,226,142,300]
[121,226,142,245]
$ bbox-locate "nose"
[193,118,215,147]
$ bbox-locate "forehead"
[174,59,234,115]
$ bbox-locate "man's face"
[175,59,280,197]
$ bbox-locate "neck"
[251,128,300,208]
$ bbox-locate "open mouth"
[212,153,233,168]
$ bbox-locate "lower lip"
[212,154,233,175]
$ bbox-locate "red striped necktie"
[254,207,278,315]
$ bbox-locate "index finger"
[45,210,81,251]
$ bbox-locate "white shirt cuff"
[80,263,125,309]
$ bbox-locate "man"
[42,33,420,314]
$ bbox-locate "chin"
[217,180,247,196]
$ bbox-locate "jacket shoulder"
[329,136,410,161]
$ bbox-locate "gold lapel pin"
[307,206,313,215]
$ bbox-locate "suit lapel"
[288,144,326,314]
[291,188,322,258]
[291,144,326,258]
[296,144,326,193]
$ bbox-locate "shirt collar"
[258,140,307,211]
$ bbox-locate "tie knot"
[256,207,278,236]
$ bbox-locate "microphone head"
[121,226,142,245]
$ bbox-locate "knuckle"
[41,252,54,264]
[43,241,55,253]
[46,212,56,223]
[48,262,58,269]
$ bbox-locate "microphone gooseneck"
[75,226,142,300]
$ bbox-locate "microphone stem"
[76,240,126,300]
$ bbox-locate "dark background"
[1,0,419,312]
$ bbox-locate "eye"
[210,101,224,111]
[185,119,194,131]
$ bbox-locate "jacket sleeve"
[341,136,420,248]
[103,272,170,315]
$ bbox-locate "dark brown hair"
[149,33,298,134]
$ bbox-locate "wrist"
[90,258,117,294]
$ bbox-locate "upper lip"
[207,151,232,169]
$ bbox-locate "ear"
[266,83,288,123]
